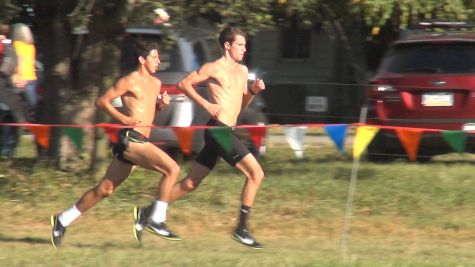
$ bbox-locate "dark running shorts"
[195,118,251,170]
[112,128,149,165]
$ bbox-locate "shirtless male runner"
[50,41,181,248]
[133,26,266,249]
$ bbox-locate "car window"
[206,39,222,59]
[192,41,205,69]
[381,42,475,74]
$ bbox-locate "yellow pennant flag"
[353,126,380,159]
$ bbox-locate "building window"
[281,20,311,59]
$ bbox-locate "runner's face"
[144,49,160,73]
[228,34,246,62]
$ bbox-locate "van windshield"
[120,33,221,75]
[381,42,475,74]
[120,34,183,75]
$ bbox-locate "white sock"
[58,205,82,227]
[150,200,168,223]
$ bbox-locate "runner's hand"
[251,79,266,95]
[122,116,141,126]
[157,91,170,110]
[205,102,222,118]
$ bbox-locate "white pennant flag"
[284,126,307,159]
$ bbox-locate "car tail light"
[373,84,396,92]
[368,82,401,106]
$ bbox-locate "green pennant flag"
[442,130,466,154]
[65,128,84,151]
[209,126,232,154]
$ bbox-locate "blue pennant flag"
[324,124,348,153]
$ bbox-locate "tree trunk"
[36,1,127,173]
[35,1,76,168]
[75,1,127,174]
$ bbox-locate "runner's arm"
[242,66,265,109]
[96,78,140,125]
[177,63,222,118]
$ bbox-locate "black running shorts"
[112,129,149,165]
[195,119,251,170]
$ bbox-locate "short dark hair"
[135,40,160,59]
[218,26,246,48]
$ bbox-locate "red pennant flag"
[395,128,422,161]
[246,126,266,149]
[26,125,50,149]
[172,127,195,156]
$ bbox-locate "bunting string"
[1,122,474,161]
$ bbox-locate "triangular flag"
[284,126,307,159]
[324,124,348,153]
[442,130,466,154]
[395,128,422,161]
[65,128,84,151]
[26,125,50,149]
[352,126,379,159]
[99,125,120,144]
[246,126,266,150]
[172,127,195,156]
[209,126,232,154]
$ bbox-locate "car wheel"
[366,132,395,162]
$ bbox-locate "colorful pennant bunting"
[209,126,232,154]
[395,128,422,161]
[100,126,120,144]
[26,125,50,149]
[353,126,379,159]
[284,126,307,159]
[172,127,195,156]
[246,126,267,150]
[442,130,467,154]
[324,124,348,153]
[64,128,84,151]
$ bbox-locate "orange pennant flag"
[172,127,195,156]
[395,128,422,161]
[100,126,120,144]
[26,125,50,149]
[246,126,266,149]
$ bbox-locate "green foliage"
[125,0,276,35]
[0,0,20,23]
[120,0,475,37]
[354,0,474,28]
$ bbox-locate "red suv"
[366,21,475,161]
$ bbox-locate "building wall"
[249,26,365,124]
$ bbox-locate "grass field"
[1,136,475,266]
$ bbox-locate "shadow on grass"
[0,235,50,245]
[0,234,142,250]
[4,157,38,168]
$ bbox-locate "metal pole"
[341,104,368,261]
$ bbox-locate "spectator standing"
[11,23,38,121]
[0,23,22,159]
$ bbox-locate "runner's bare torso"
[119,71,161,137]
[97,71,160,138]
[205,58,248,126]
